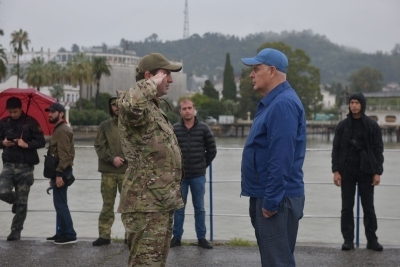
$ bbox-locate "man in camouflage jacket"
[117,53,184,267]
[0,97,45,241]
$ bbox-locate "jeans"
[173,175,206,240]
[52,171,76,239]
[341,161,378,242]
[249,196,305,267]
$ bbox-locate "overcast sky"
[0,0,399,54]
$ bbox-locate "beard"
[49,115,61,124]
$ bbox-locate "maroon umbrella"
[0,88,57,136]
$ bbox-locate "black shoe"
[7,230,21,241]
[170,237,181,248]
[341,241,354,250]
[54,236,77,245]
[92,237,110,246]
[198,238,213,249]
[367,241,383,251]
[12,203,16,214]
[46,235,60,242]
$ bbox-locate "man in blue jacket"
[241,48,306,267]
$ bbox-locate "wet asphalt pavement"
[0,238,399,267]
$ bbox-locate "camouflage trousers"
[0,163,34,231]
[98,172,124,239]
[122,211,174,267]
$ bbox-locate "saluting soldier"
[117,53,184,267]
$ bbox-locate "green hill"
[121,30,400,86]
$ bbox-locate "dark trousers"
[52,172,76,239]
[341,162,378,242]
[0,163,34,231]
[249,196,304,267]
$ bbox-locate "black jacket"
[0,112,46,164]
[173,117,217,178]
[331,113,384,175]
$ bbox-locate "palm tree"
[26,57,48,91]
[0,28,7,81]
[46,61,65,85]
[0,60,7,82]
[0,47,7,64]
[10,29,31,88]
[10,64,26,80]
[69,53,92,110]
[50,84,65,102]
[92,56,111,108]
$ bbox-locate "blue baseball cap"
[241,48,289,73]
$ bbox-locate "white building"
[320,87,336,109]
[0,75,79,108]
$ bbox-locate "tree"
[222,53,237,101]
[68,53,93,110]
[258,42,322,118]
[95,92,112,113]
[0,60,7,82]
[238,68,263,119]
[9,64,24,78]
[222,99,238,116]
[391,44,400,55]
[348,67,384,93]
[46,61,65,85]
[0,46,6,63]
[202,80,219,99]
[50,84,64,101]
[10,29,31,88]
[26,57,48,91]
[0,29,7,81]
[144,33,159,43]
[71,44,80,53]
[92,56,112,108]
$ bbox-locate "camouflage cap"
[137,53,182,74]
[109,98,117,105]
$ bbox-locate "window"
[67,94,70,102]
[369,115,378,121]
[385,115,396,123]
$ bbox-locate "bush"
[165,111,180,125]
[69,109,109,125]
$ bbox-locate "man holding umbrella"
[0,96,46,241]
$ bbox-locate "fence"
[0,147,399,247]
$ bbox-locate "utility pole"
[183,0,189,39]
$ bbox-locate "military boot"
[7,230,21,241]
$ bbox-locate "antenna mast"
[183,0,189,39]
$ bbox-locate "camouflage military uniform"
[0,163,34,230]
[94,107,128,241]
[98,173,124,239]
[117,79,184,267]
[0,112,45,236]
